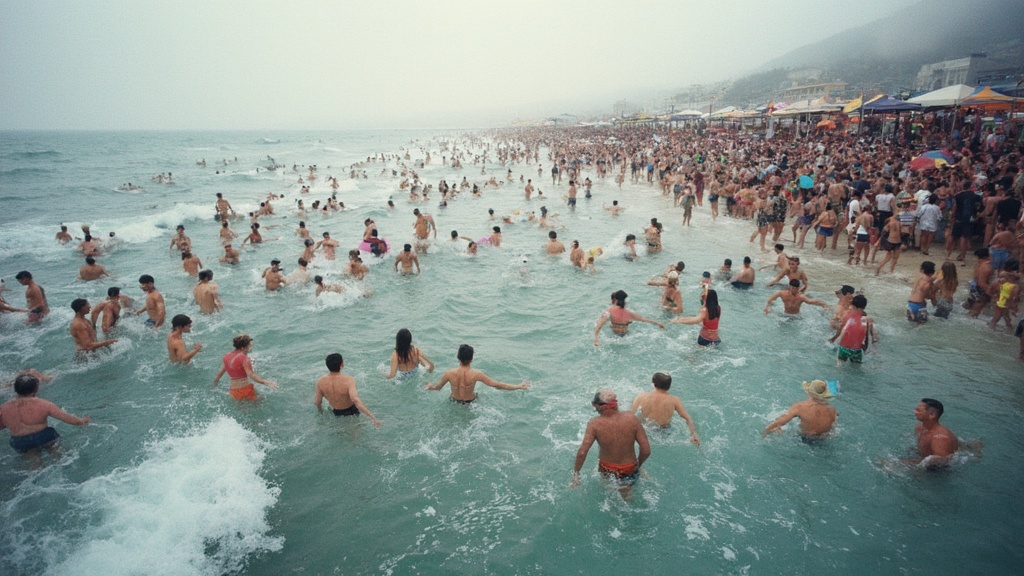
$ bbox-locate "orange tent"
[959,86,1023,110]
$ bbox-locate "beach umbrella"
[816,119,837,129]
[919,150,954,163]
[798,175,814,189]
[909,156,949,172]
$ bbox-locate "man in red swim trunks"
[571,388,651,499]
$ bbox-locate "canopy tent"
[843,94,882,114]
[907,84,974,108]
[773,98,845,117]
[860,95,922,113]
[709,106,738,118]
[959,86,1024,109]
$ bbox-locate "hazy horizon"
[1,0,918,131]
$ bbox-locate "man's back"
[793,400,836,436]
[316,374,354,410]
[590,411,644,464]
[632,392,679,427]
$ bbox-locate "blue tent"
[861,95,922,112]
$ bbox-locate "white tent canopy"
[710,106,738,118]
[907,84,974,108]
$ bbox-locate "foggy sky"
[0,0,918,130]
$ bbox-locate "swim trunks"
[697,335,721,347]
[598,460,640,484]
[450,396,475,405]
[837,345,863,363]
[567,198,576,206]
[856,233,869,243]
[708,194,719,202]
[817,226,834,237]
[144,318,157,328]
[229,383,258,401]
[800,434,827,447]
[934,298,953,319]
[907,301,928,322]
[332,405,360,416]
[9,426,59,453]
[28,306,45,322]
[730,281,753,289]
[990,248,1009,271]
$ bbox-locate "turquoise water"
[1,130,1021,575]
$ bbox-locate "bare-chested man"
[728,256,756,289]
[78,234,101,257]
[629,373,700,445]
[262,259,289,290]
[70,298,117,353]
[762,379,837,441]
[181,251,202,276]
[15,271,48,323]
[314,353,380,427]
[0,374,89,453]
[524,179,534,200]
[907,261,935,323]
[766,257,808,293]
[137,274,165,328]
[220,243,240,265]
[765,279,829,315]
[347,250,368,280]
[395,244,420,275]
[169,225,192,254]
[413,208,437,253]
[78,257,110,281]
[543,230,565,255]
[569,240,585,268]
[90,286,132,334]
[426,344,529,403]
[603,200,625,217]
[167,314,203,364]
[215,192,235,220]
[830,285,856,330]
[55,225,73,244]
[193,270,222,313]
[314,232,339,260]
[572,388,651,499]
[908,398,959,469]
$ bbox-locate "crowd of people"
[3,118,1019,494]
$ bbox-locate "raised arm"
[478,371,529,391]
[47,401,90,426]
[671,307,707,326]
[629,310,664,329]
[425,371,451,391]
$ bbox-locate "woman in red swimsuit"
[212,334,278,400]
[672,289,722,346]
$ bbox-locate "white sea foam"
[44,417,282,576]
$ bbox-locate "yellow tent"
[959,86,1023,109]
[843,94,883,114]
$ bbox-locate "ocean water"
[0,130,1021,575]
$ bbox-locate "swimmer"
[89,286,131,334]
[395,244,420,275]
[594,290,665,346]
[569,240,584,268]
[315,232,339,260]
[907,398,959,469]
[629,373,700,444]
[70,298,118,353]
[180,251,202,277]
[137,274,165,328]
[426,344,529,403]
[78,256,111,281]
[762,380,837,441]
[907,261,935,323]
[571,388,651,500]
[728,256,755,289]
[828,294,877,363]
[764,279,829,315]
[413,208,437,253]
[220,243,240,265]
[262,259,289,291]
[313,275,345,296]
[347,250,368,280]
[766,257,808,293]
[658,272,683,314]
[603,200,625,217]
[215,192,235,220]
[167,314,203,364]
[55,225,73,244]
[543,230,565,255]
[671,289,721,347]
[386,328,435,379]
[15,271,49,323]
[624,234,638,260]
[212,334,278,401]
[0,374,90,454]
[644,218,663,252]
[193,270,222,313]
[314,353,381,427]
[78,234,101,257]
[289,258,311,285]
[169,224,192,253]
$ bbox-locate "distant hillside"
[719,0,1024,107]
